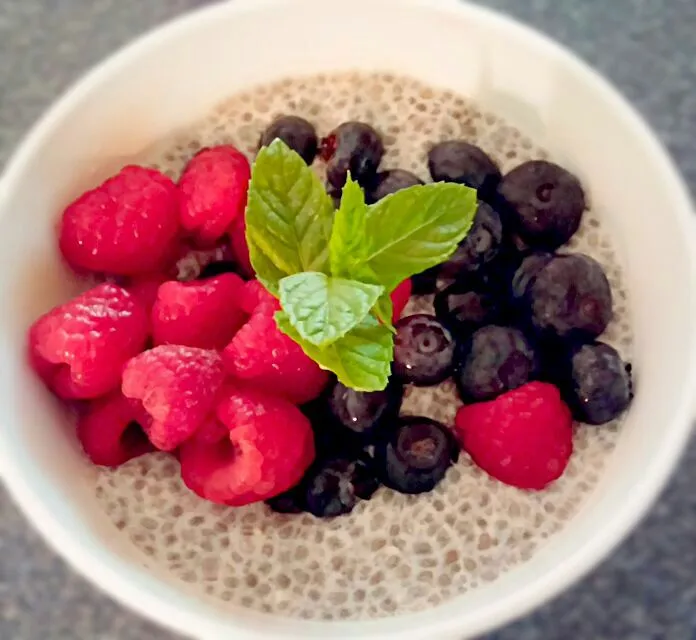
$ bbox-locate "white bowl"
[1,0,695,638]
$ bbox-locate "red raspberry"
[455,382,573,490]
[121,345,225,451]
[179,145,251,244]
[126,274,168,315]
[152,274,247,350]
[179,385,315,506]
[77,392,154,467]
[390,278,412,322]
[28,283,149,399]
[222,281,329,404]
[229,216,254,278]
[59,165,180,276]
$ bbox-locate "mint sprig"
[246,139,477,391]
[278,272,383,347]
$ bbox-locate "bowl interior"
[1,1,694,639]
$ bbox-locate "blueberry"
[327,379,403,442]
[305,456,380,518]
[259,115,318,165]
[428,141,501,200]
[455,325,537,402]
[393,314,456,386]
[197,260,242,280]
[321,122,384,190]
[375,417,459,494]
[411,266,440,295]
[434,276,502,338]
[367,169,423,203]
[266,486,305,514]
[439,202,504,278]
[498,160,585,249]
[510,251,555,304]
[561,341,633,425]
[526,253,613,340]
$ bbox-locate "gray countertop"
[1,1,696,638]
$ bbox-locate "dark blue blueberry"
[439,202,504,278]
[375,417,459,495]
[367,169,423,203]
[428,140,501,200]
[434,277,502,338]
[327,379,403,442]
[266,485,305,514]
[455,325,537,402]
[259,115,318,164]
[526,253,613,340]
[497,160,585,250]
[393,314,456,386]
[321,121,384,191]
[510,251,555,304]
[561,341,633,425]
[305,455,380,518]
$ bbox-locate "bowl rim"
[1,0,695,638]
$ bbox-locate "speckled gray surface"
[1,1,695,639]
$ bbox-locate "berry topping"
[561,341,633,425]
[524,253,613,340]
[428,141,501,199]
[434,276,502,337]
[510,251,555,304]
[455,325,537,402]
[455,381,573,490]
[59,165,180,276]
[121,345,225,451]
[258,115,319,165]
[498,160,585,249]
[321,121,384,190]
[390,278,412,322]
[326,378,403,441]
[222,280,329,404]
[151,273,247,350]
[375,417,459,494]
[367,169,423,203]
[229,216,255,278]
[180,385,315,506]
[77,392,154,467]
[178,145,251,244]
[393,314,455,386]
[304,455,379,518]
[28,283,149,399]
[439,202,504,277]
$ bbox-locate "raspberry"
[126,274,168,315]
[28,283,149,399]
[77,392,153,467]
[390,278,412,322]
[230,216,254,278]
[240,279,278,315]
[455,381,573,490]
[179,385,315,506]
[179,145,251,244]
[222,283,329,404]
[121,345,225,451]
[152,273,247,350]
[59,165,180,276]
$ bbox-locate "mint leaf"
[334,183,478,293]
[246,139,334,294]
[279,272,383,347]
[372,294,396,333]
[329,174,368,278]
[276,312,393,391]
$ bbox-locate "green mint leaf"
[245,139,334,294]
[337,183,478,293]
[329,173,368,278]
[275,311,393,392]
[278,272,384,347]
[372,294,396,333]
